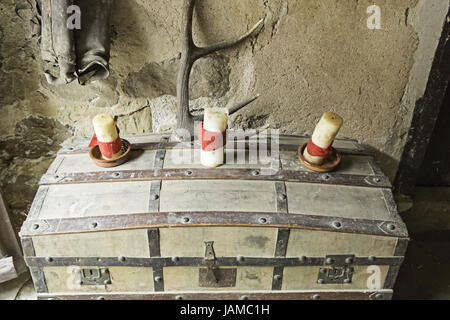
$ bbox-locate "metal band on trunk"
[21,211,408,238]
[37,290,394,300]
[40,169,391,188]
[25,256,404,268]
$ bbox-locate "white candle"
[200,107,228,168]
[303,112,343,165]
[92,114,123,160]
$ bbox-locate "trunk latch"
[317,254,355,284]
[74,268,111,286]
[204,241,218,283]
[199,241,237,287]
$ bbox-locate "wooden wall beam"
[0,192,26,282]
[0,257,18,284]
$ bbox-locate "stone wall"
[0,0,448,231]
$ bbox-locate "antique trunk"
[19,132,408,300]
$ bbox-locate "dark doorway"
[417,84,450,186]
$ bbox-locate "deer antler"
[176,0,263,137]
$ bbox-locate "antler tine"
[176,0,197,137]
[193,19,264,61]
[192,95,260,121]
[176,0,263,138]
[227,94,260,115]
[183,0,196,51]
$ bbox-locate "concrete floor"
[1,187,449,300]
[394,187,450,299]
[0,272,35,300]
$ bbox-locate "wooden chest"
[20,132,408,300]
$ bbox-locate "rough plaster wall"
[0,0,447,230]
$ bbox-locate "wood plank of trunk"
[0,236,7,258]
[0,210,18,283]
[0,192,26,276]
[0,257,18,284]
